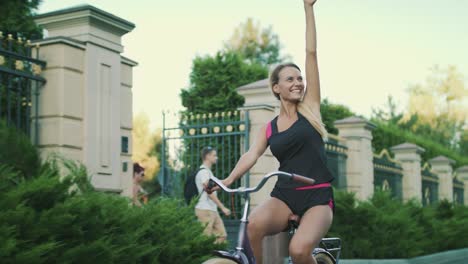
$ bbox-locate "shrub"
[0,119,41,178]
[0,161,224,263]
[328,189,468,259]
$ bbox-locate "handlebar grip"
[207,179,217,190]
[291,174,315,185]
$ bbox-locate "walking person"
[133,163,148,206]
[195,146,232,244]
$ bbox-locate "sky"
[38,0,468,130]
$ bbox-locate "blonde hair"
[269,63,328,140]
[298,103,328,141]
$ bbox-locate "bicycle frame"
[208,171,315,264]
[212,191,254,263]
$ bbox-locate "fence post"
[390,143,425,202]
[429,156,455,202]
[455,166,468,205]
[334,116,376,200]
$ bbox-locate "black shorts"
[270,185,335,217]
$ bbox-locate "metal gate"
[0,32,46,142]
[160,110,250,219]
[325,135,348,189]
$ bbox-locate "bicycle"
[203,171,341,264]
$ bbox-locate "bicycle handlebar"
[208,171,315,194]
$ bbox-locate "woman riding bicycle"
[207,1,334,263]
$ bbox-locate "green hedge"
[0,122,224,263]
[372,121,468,166]
[0,162,224,263]
[0,119,41,178]
[329,190,468,259]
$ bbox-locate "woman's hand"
[204,177,233,194]
[304,0,317,6]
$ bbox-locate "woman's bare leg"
[289,205,333,264]
[247,197,292,264]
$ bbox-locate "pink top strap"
[266,122,272,140]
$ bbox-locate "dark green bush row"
[0,120,224,263]
[0,162,224,263]
[329,190,468,259]
[0,120,41,178]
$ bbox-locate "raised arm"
[223,124,269,186]
[302,0,321,115]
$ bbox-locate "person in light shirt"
[195,146,231,243]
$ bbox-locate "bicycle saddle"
[283,214,301,232]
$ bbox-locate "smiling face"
[272,66,304,103]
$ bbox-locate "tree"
[321,98,355,135]
[181,50,268,113]
[132,113,162,180]
[370,66,467,154]
[0,0,43,40]
[399,65,467,149]
[460,130,468,156]
[371,95,403,125]
[177,51,266,206]
[225,18,286,66]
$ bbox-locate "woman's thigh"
[248,197,293,236]
[290,204,333,250]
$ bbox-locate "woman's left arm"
[302,0,321,116]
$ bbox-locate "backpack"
[183,168,206,205]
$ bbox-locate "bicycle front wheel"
[314,252,335,264]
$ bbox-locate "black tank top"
[267,112,334,188]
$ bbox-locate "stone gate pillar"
[429,156,455,202]
[34,5,137,196]
[391,143,425,202]
[334,117,376,200]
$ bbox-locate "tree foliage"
[372,121,468,166]
[132,112,162,180]
[181,51,267,113]
[321,98,355,135]
[0,0,43,40]
[225,18,286,66]
[372,66,468,155]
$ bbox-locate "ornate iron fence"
[0,32,46,142]
[160,110,250,219]
[373,150,403,199]
[325,135,348,189]
[421,163,439,206]
[453,176,464,205]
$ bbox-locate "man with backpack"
[194,146,231,243]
